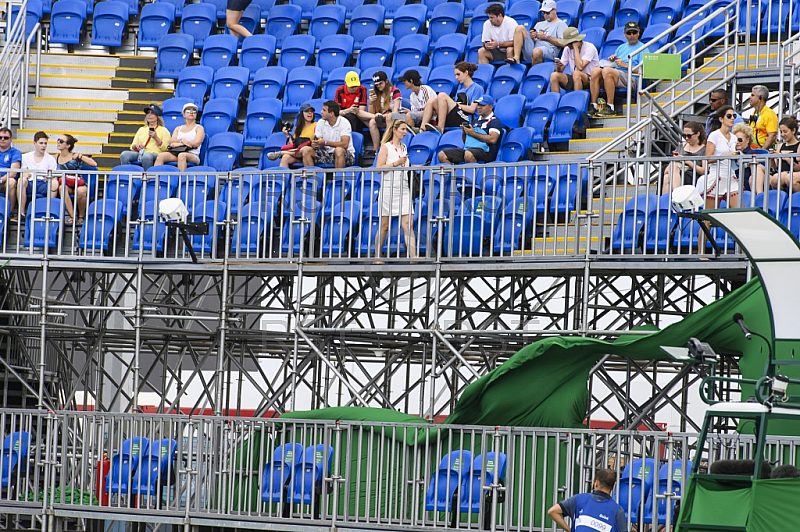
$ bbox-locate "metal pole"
[214,208,232,416]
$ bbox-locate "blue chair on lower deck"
[265,4,302,48]
[240,35,278,80]
[231,201,272,254]
[1,432,31,488]
[390,3,426,38]
[445,196,504,256]
[611,194,658,251]
[459,452,507,514]
[280,196,322,254]
[493,199,534,253]
[291,445,335,505]
[132,439,178,495]
[283,67,323,113]
[644,194,677,251]
[79,199,124,252]
[425,450,472,512]
[321,201,361,254]
[106,166,143,217]
[189,201,226,253]
[262,443,305,502]
[132,201,168,252]
[175,66,214,111]
[616,458,656,523]
[642,460,692,525]
[25,198,63,249]
[106,437,149,495]
[205,132,244,172]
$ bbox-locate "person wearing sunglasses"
[767,116,800,192]
[54,134,95,225]
[589,21,645,117]
[0,128,21,221]
[155,103,205,171]
[662,122,706,194]
[699,106,739,209]
[747,85,778,151]
[704,89,742,135]
[19,131,57,221]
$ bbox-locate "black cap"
[143,103,163,116]
[372,70,388,84]
[624,21,641,33]
[398,69,422,85]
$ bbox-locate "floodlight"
[159,198,189,223]
[672,185,703,212]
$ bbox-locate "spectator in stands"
[548,469,626,532]
[54,134,95,225]
[731,123,763,193]
[297,101,355,168]
[19,131,57,221]
[366,71,403,154]
[705,90,742,135]
[511,0,567,65]
[0,127,21,221]
[397,70,438,132]
[478,3,519,64]
[119,104,170,171]
[767,116,800,192]
[226,0,252,39]
[661,121,706,194]
[747,85,778,150]
[420,62,484,134]
[375,120,417,263]
[549,27,599,93]
[699,105,739,208]
[156,103,205,171]
[335,71,368,139]
[269,102,317,167]
[437,96,502,164]
[589,21,645,117]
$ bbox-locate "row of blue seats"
[425,450,507,514]
[261,443,333,504]
[1,432,30,488]
[104,437,178,495]
[616,458,692,525]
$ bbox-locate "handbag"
[168,145,192,155]
[59,175,85,188]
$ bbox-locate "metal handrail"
[0,0,41,129]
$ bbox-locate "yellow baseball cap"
[345,71,360,87]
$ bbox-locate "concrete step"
[31,97,125,111]
[38,87,131,100]
[17,129,109,145]
[29,53,121,69]
[28,107,119,122]
[21,118,115,134]
[34,64,118,78]
[34,73,116,89]
[586,127,623,140]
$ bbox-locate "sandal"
[65,216,74,224]
[76,217,84,226]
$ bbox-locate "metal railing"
[0,0,41,129]
[1,409,799,531]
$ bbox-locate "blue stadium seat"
[200,34,239,70]
[139,167,179,204]
[322,67,350,100]
[437,129,465,153]
[180,2,216,49]
[178,168,217,204]
[106,166,143,216]
[261,443,303,502]
[556,0,581,26]
[74,0,93,15]
[232,201,271,254]
[578,0,613,31]
[651,0,683,25]
[323,179,354,212]
[430,33,468,69]
[464,0,486,17]
[339,0,364,18]
[459,452,508,512]
[138,2,175,49]
[266,4,302,47]
[465,35,485,64]
[205,132,244,171]
[550,164,587,215]
[79,199,123,251]
[472,63,496,92]
[408,132,440,166]
[524,92,561,143]
[162,97,193,131]
[49,0,87,45]
[283,66,323,113]
[321,201,362,254]
[189,201,226,253]
[611,194,658,251]
[507,1,539,30]
[429,2,464,43]
[494,94,525,129]
[289,0,315,20]
[155,34,194,79]
[378,0,404,17]
[250,66,288,102]
[548,90,588,143]
[581,27,606,51]
[781,192,800,238]
[707,0,736,38]
[615,0,650,28]
[520,62,555,109]
[157,0,184,18]
[290,445,335,503]
[280,194,322,254]
[201,0,226,20]
[616,458,656,523]
[488,63,525,100]
[10,0,41,40]
[492,198,533,253]
[739,0,767,34]
[91,1,129,47]
[422,0,448,18]
[641,24,671,51]
[259,132,291,168]
[348,4,385,48]
[24,198,63,249]
[394,34,430,72]
[220,172,254,215]
[240,35,277,80]
[673,213,703,250]
[356,214,381,255]
[642,460,692,525]
[753,189,788,219]
[498,127,534,162]
[106,438,149,495]
[210,66,250,100]
[356,35,394,70]
[445,196,503,256]
[390,4,427,41]
[467,2,495,41]
[600,27,626,60]
[318,34,355,74]
[428,65,458,95]
[414,196,450,254]
[309,4,345,40]
[200,98,239,138]
[132,439,178,495]
[1,432,31,488]
[644,194,677,251]
[243,98,282,146]
[529,165,556,214]
[279,34,317,69]
[175,66,214,110]
[238,3,262,36]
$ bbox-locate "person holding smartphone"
[661,121,706,194]
[478,4,519,64]
[549,27,599,93]
[119,104,170,170]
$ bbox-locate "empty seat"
[157,0,184,18]
[24,198,63,249]
[498,127,534,163]
[210,66,250,100]
[106,166,143,216]
[175,66,214,110]
[317,34,355,74]
[429,2,464,43]
[289,0,315,20]
[348,4,385,49]
[643,460,692,525]
[250,66,288,102]
[262,444,304,502]
[278,34,317,69]
[428,65,459,95]
[201,0,226,20]
[238,3,262,36]
[283,67,322,113]
[356,35,394,70]
[445,196,503,256]
[459,452,508,512]
[79,199,123,251]
[651,0,682,25]
[155,34,194,79]
[259,132,291,168]
[1,432,32,488]
[11,0,43,40]
[641,24,671,51]
[91,1,129,47]
[507,1,540,30]
[548,91,589,143]
[556,0,581,26]
[161,97,193,131]
[493,94,525,129]
[138,2,175,49]
[611,194,658,251]
[200,34,239,70]
[430,33,467,70]
[309,4,345,40]
[492,198,534,253]
[550,164,587,215]
[524,92,561,143]
[49,0,87,45]
[321,202,362,254]
[243,98,282,146]
[582,27,606,51]
[205,132,244,172]
[578,0,614,31]
[408,132,440,166]
[488,63,525,100]
[180,2,216,49]
[390,4,427,39]
[200,97,238,137]
[290,445,335,504]
[616,458,656,523]
[644,194,677,251]
[520,62,556,109]
[106,437,149,495]
[131,439,178,495]
[240,35,278,80]
[378,0,404,17]
[266,4,302,47]
[615,0,650,28]
[339,0,364,18]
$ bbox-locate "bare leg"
[478,47,492,64]
[367,118,380,152]
[226,9,252,39]
[602,68,620,109]
[400,214,417,258]
[63,185,76,218]
[573,71,589,92]
[550,71,568,93]
[420,98,437,129]
[5,178,17,215]
[76,186,88,218]
[512,25,527,63]
[375,216,390,259]
[530,47,544,66]
[590,70,602,105]
[334,147,345,168]
[18,175,29,217]
[299,146,315,167]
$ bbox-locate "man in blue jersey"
[0,128,22,220]
[548,469,627,532]
[589,21,646,117]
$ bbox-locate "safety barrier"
[1,409,799,531]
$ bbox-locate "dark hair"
[779,116,798,133]
[61,134,78,152]
[485,3,504,16]
[595,469,616,491]
[0,127,11,137]
[684,121,706,145]
[295,109,314,139]
[771,465,800,479]
[33,131,48,142]
[711,89,728,102]
[454,61,478,77]
[323,100,340,117]
[709,105,734,133]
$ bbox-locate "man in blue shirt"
[548,469,627,532]
[590,21,646,117]
[0,127,21,220]
[438,95,503,164]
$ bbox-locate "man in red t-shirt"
[335,71,368,136]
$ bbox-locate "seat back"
[1,432,32,487]
[240,35,278,79]
[106,437,149,494]
[279,34,317,69]
[91,1,129,46]
[262,443,305,502]
[459,452,507,512]
[309,4,345,40]
[266,4,303,47]
[133,439,178,494]
[390,4,427,38]
[49,0,87,44]
[425,450,472,511]
[201,34,239,70]
[205,132,244,171]
[138,2,175,48]
[180,2,216,48]
[156,33,194,79]
[175,65,214,109]
[347,4,385,47]
[291,445,335,504]
[616,458,656,521]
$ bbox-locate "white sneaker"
[267,151,283,161]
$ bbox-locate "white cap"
[540,0,557,12]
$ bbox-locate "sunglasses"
[709,97,721,103]
[56,139,66,144]
[0,136,10,140]
[724,113,735,118]
[625,30,638,35]
[185,109,197,113]
[683,132,695,138]
[736,137,747,142]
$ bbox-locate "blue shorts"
[26,179,49,197]
[522,36,558,62]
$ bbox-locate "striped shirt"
[409,85,437,113]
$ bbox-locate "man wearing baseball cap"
[438,95,503,165]
[550,27,599,93]
[334,71,368,134]
[511,0,567,65]
[590,21,645,116]
[397,70,438,131]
